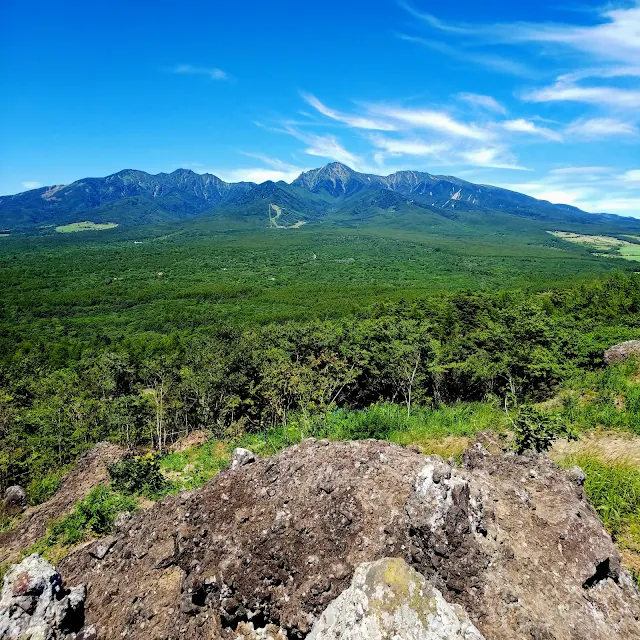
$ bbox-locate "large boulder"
[604,340,640,365]
[57,439,640,639]
[308,557,484,639]
[2,486,27,516]
[0,554,86,639]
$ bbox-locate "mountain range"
[0,162,637,233]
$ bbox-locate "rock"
[229,447,256,471]
[308,557,484,639]
[566,465,587,486]
[56,440,640,640]
[0,554,87,639]
[87,536,117,560]
[169,430,207,454]
[113,511,132,532]
[2,486,27,516]
[604,340,640,365]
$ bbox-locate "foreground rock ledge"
[308,557,484,639]
[52,439,640,639]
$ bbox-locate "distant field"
[549,231,640,262]
[55,221,118,233]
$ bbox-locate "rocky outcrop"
[604,340,640,365]
[0,443,125,565]
[2,487,27,517]
[308,557,484,639]
[50,439,640,639]
[0,554,87,639]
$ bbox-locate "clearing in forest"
[549,231,640,261]
[55,221,118,233]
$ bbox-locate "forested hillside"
[2,268,639,495]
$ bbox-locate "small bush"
[27,469,65,505]
[108,453,168,498]
[513,405,576,453]
[44,486,136,547]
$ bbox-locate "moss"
[364,558,436,628]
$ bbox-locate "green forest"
[4,216,640,581]
[2,215,640,490]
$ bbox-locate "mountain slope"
[1,162,638,233]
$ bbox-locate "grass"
[556,453,640,575]
[158,401,507,488]
[552,359,640,435]
[55,221,118,233]
[29,485,136,560]
[549,231,640,263]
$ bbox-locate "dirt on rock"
[54,439,640,639]
[0,443,126,565]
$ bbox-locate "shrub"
[513,405,576,453]
[45,486,136,546]
[27,469,65,505]
[108,453,168,498]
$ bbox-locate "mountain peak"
[292,162,364,197]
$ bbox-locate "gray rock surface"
[56,440,640,639]
[2,487,27,516]
[308,557,484,639]
[604,340,640,365]
[230,447,256,471]
[0,554,86,639]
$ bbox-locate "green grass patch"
[159,440,233,491]
[32,486,136,553]
[556,455,640,542]
[554,359,640,435]
[26,467,67,505]
[55,221,118,233]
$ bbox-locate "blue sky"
[1,0,639,215]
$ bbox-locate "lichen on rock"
[308,557,484,639]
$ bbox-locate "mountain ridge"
[0,162,637,231]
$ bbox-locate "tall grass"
[557,454,640,539]
[557,360,640,434]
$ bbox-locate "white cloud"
[369,135,448,157]
[22,181,41,189]
[301,93,396,131]
[367,104,494,141]
[622,170,640,184]
[458,93,507,115]
[460,147,528,171]
[549,166,611,176]
[502,119,563,141]
[525,82,640,108]
[567,118,638,138]
[171,64,228,80]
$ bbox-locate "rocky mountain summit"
[3,438,637,639]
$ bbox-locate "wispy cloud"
[525,82,640,108]
[397,34,533,77]
[171,64,228,81]
[282,126,362,167]
[502,118,563,141]
[22,181,41,189]
[458,93,507,115]
[566,118,638,138]
[366,104,494,141]
[301,93,397,131]
[460,147,528,171]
